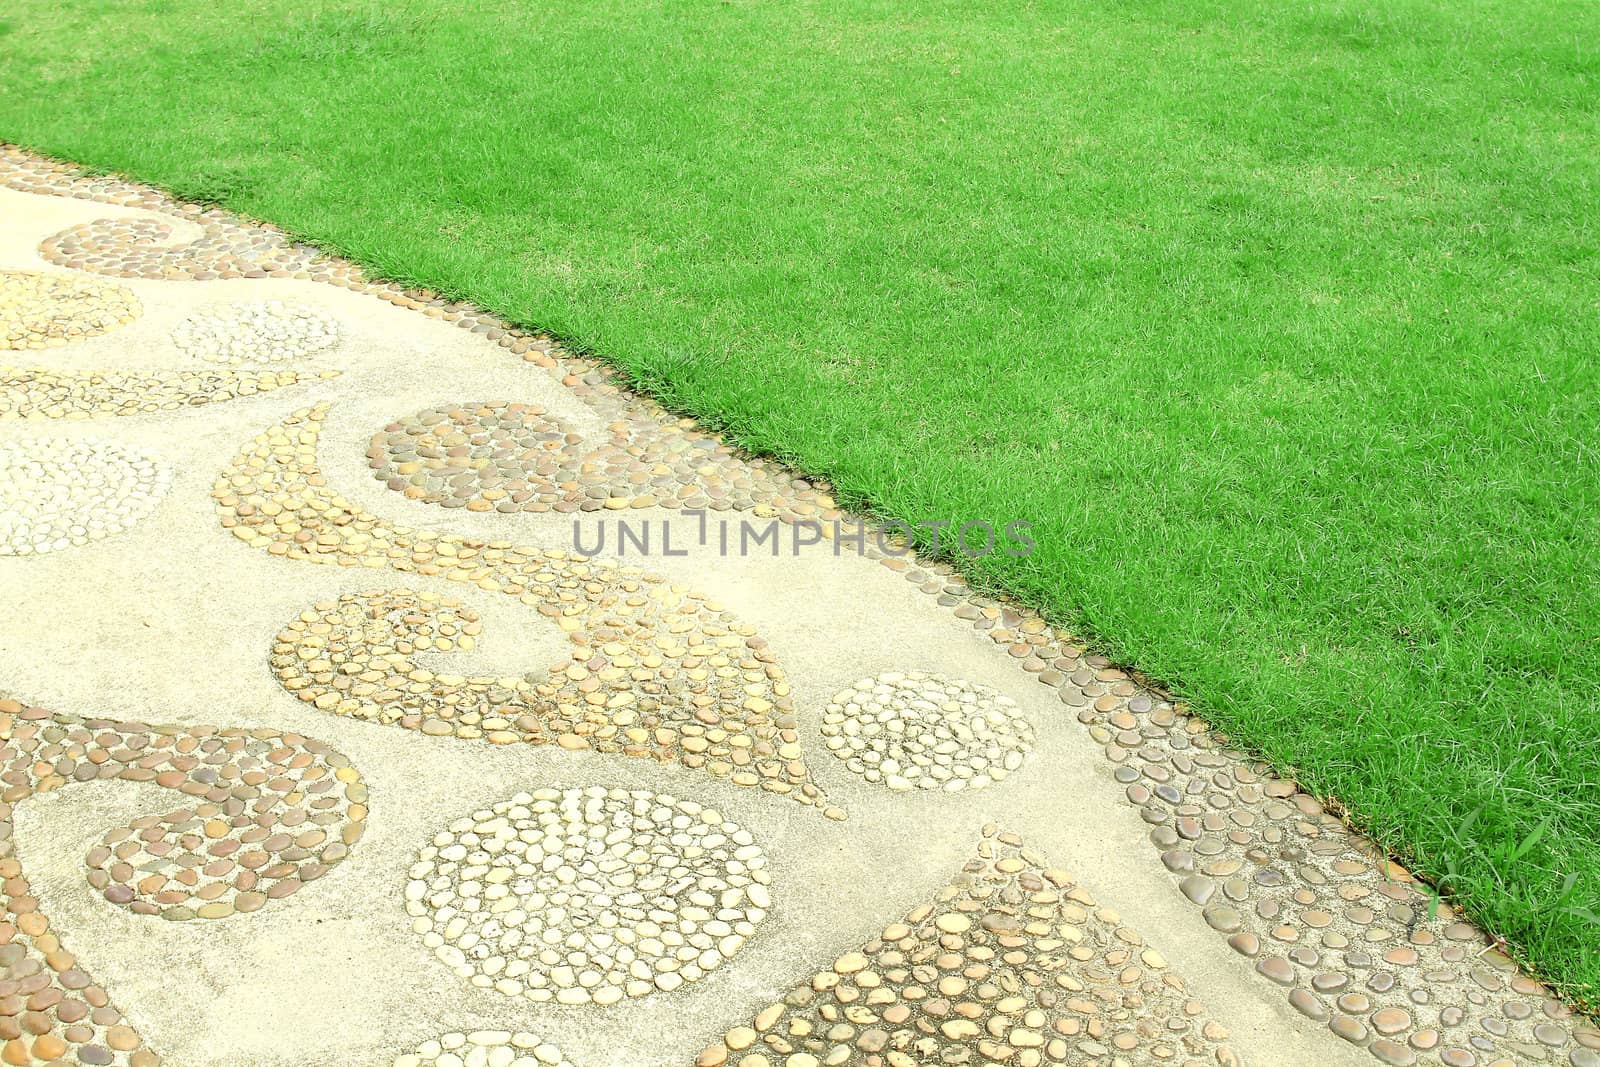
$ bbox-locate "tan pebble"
[105,1027,140,1052]
[936,913,972,934]
[834,952,869,974]
[30,1035,67,1060]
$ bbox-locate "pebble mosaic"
[225,406,836,818]
[2,143,1597,1067]
[820,672,1034,793]
[0,695,367,1066]
[39,215,320,283]
[694,825,1237,1067]
[0,270,140,350]
[0,366,338,419]
[171,300,340,365]
[407,786,769,1004]
[1,279,340,423]
[0,436,170,556]
[369,400,825,516]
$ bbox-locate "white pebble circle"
[393,1030,574,1067]
[0,437,172,557]
[406,786,771,1004]
[820,671,1035,792]
[171,300,340,365]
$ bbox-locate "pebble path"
[1,143,1596,1067]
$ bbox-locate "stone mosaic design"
[171,300,341,365]
[8,153,834,518]
[0,366,338,419]
[0,270,141,350]
[695,825,1236,1067]
[370,400,826,515]
[39,216,321,282]
[820,671,1034,793]
[0,694,366,1065]
[1,292,341,419]
[922,597,1600,1065]
[407,786,769,1005]
[0,437,170,556]
[1,152,371,291]
[270,588,804,775]
[4,145,1600,1066]
[394,1031,574,1067]
[221,405,835,818]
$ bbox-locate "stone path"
[0,144,1593,1067]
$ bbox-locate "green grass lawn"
[4,0,1599,1000]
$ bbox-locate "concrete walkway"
[0,146,1592,1067]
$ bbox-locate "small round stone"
[819,671,1035,792]
[1290,989,1329,1021]
[0,438,171,556]
[1370,1039,1416,1066]
[1330,1015,1370,1044]
[406,786,770,1003]
[1372,1008,1411,1035]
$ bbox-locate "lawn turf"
[3,0,1599,1001]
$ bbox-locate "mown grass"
[3,0,1599,999]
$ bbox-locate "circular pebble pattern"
[407,787,770,1005]
[394,1030,574,1067]
[0,269,140,349]
[696,825,1236,1067]
[821,671,1034,792]
[0,437,170,555]
[171,300,341,365]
